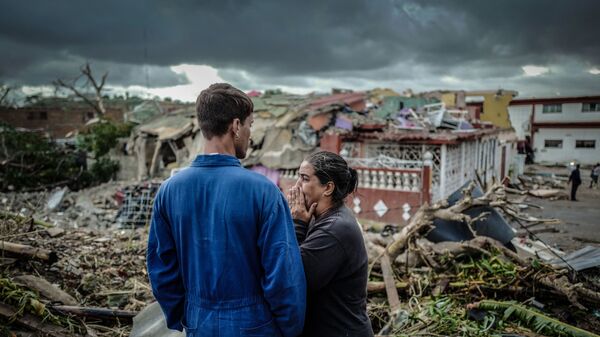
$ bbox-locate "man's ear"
[232,118,241,135]
[324,181,335,197]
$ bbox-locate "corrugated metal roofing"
[375,96,440,118]
[352,128,499,144]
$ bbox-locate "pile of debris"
[0,211,151,337]
[2,179,599,336]
[364,182,600,336]
[0,180,162,232]
[0,181,127,230]
[511,173,569,200]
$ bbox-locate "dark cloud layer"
[0,0,599,95]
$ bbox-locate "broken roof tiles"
[350,128,500,145]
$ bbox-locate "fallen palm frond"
[469,300,600,337]
[374,296,513,337]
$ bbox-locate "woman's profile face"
[296,160,327,208]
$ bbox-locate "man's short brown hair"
[196,83,253,139]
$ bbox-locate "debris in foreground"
[364,182,600,336]
[1,180,599,336]
[0,210,151,336]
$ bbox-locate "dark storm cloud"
[0,0,599,92]
[0,39,188,88]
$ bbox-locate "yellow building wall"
[479,93,514,128]
[368,88,400,104]
[441,93,456,107]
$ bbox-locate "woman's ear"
[323,181,335,197]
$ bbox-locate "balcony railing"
[355,167,421,191]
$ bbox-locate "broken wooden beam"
[14,275,77,305]
[367,281,408,294]
[0,302,83,337]
[0,241,57,263]
[50,305,137,323]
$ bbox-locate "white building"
[508,96,600,165]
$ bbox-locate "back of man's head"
[196,83,253,139]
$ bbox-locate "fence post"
[422,151,432,205]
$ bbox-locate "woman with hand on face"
[287,151,374,337]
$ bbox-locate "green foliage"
[368,253,591,337]
[0,122,123,191]
[383,296,505,337]
[378,295,597,337]
[454,254,519,288]
[0,123,83,190]
[77,120,133,158]
[90,156,120,182]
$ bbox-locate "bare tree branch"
[54,63,108,118]
[0,85,11,107]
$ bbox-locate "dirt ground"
[524,165,600,253]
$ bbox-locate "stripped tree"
[0,84,10,107]
[53,63,108,118]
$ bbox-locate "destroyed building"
[123,89,520,226]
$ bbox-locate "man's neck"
[203,136,236,157]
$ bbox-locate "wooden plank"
[380,252,400,312]
[0,241,57,263]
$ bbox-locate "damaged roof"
[128,100,164,124]
[308,92,366,112]
[137,106,196,140]
[243,93,365,169]
[251,94,310,119]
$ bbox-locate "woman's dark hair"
[306,151,358,206]
[196,83,253,139]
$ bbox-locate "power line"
[511,217,577,277]
[143,14,150,89]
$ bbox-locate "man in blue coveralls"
[147,83,306,336]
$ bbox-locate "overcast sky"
[1,1,599,102]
